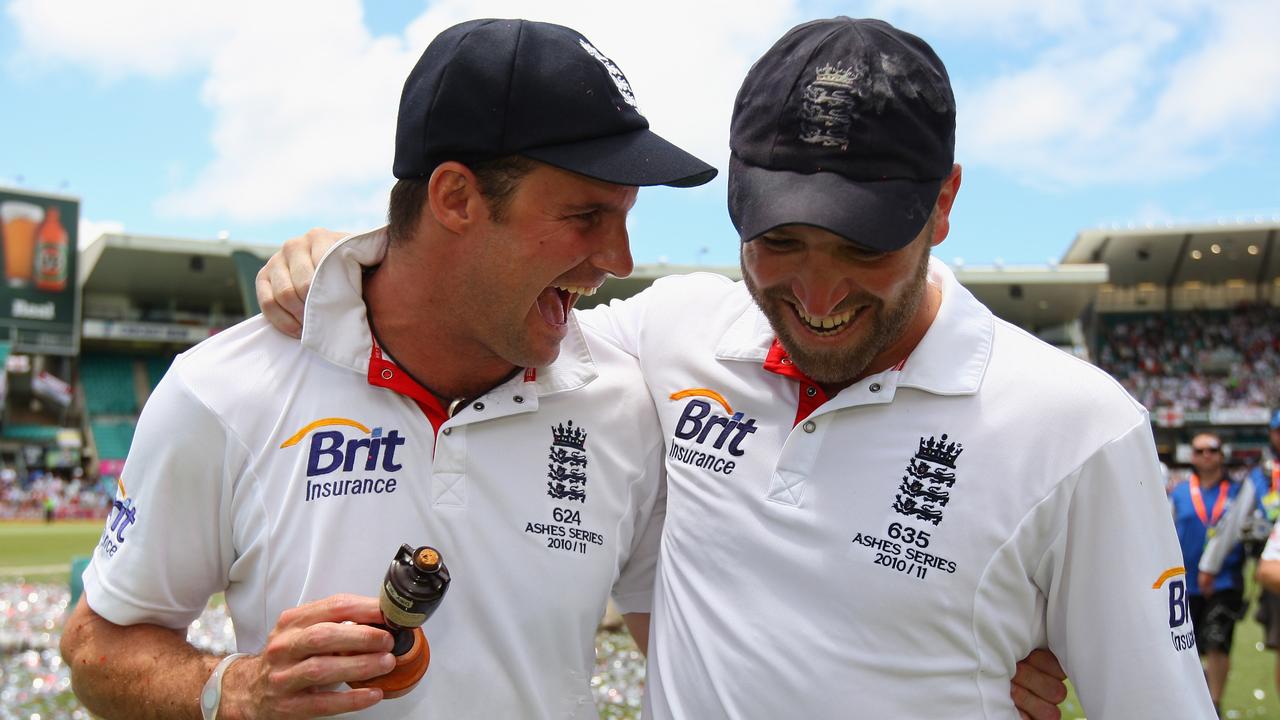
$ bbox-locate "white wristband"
[200,652,250,720]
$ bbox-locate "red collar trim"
[761,339,911,426]
[368,339,449,435]
[763,339,828,427]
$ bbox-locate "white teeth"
[555,285,598,297]
[795,306,855,331]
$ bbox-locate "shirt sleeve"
[576,286,657,359]
[80,366,247,629]
[610,438,668,615]
[1041,419,1216,717]
[1199,477,1255,574]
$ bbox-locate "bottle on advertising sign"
[35,206,68,292]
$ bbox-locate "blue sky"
[3,0,1279,267]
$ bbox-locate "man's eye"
[571,210,601,224]
[759,235,796,250]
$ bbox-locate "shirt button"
[381,369,393,380]
[805,386,817,398]
[473,401,485,411]
[802,421,816,433]
[513,395,524,404]
[869,383,882,392]
[442,428,452,436]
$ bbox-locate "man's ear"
[427,161,489,234]
[929,163,962,247]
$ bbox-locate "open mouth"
[791,303,860,337]
[536,284,599,327]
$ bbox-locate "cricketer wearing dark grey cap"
[729,17,955,251]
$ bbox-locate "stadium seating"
[79,353,139,415]
[146,354,175,390]
[1096,305,1280,411]
[90,420,136,462]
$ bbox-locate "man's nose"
[791,261,851,317]
[592,219,634,279]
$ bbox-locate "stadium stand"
[79,352,139,416]
[1097,304,1280,412]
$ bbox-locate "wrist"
[200,652,251,720]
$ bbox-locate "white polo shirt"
[82,229,666,719]
[580,260,1213,719]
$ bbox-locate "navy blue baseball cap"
[728,17,955,250]
[394,19,716,188]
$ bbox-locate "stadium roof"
[1063,221,1280,288]
[80,233,274,312]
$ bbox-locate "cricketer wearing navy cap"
[63,17,714,720]
[394,18,715,189]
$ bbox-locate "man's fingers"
[287,621,394,658]
[1010,681,1062,720]
[276,594,386,632]
[277,686,384,718]
[304,227,343,265]
[273,652,395,694]
[1022,648,1067,681]
[257,280,301,338]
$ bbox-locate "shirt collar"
[301,227,598,400]
[714,257,992,397]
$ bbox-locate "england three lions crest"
[892,433,963,526]
[547,421,588,502]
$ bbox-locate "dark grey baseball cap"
[728,17,956,250]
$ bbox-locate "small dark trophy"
[350,544,451,698]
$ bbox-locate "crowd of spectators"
[0,467,113,521]
[1097,304,1280,412]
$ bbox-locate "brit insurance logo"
[98,477,138,558]
[1154,567,1196,653]
[279,417,406,503]
[667,388,759,477]
[547,420,588,502]
[892,433,962,526]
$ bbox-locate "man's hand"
[1198,571,1216,597]
[1260,559,1280,594]
[221,594,396,719]
[1011,648,1068,720]
[256,228,343,338]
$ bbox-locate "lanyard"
[1189,475,1228,527]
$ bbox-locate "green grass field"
[5,521,1280,717]
[0,519,102,582]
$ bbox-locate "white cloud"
[14,0,1276,219]
[7,0,244,78]
[867,0,1280,187]
[8,0,797,228]
[78,217,124,248]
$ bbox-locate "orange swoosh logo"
[669,388,733,415]
[1152,566,1186,589]
[280,418,373,448]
